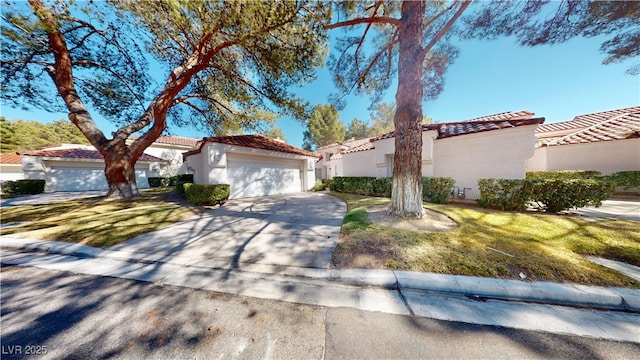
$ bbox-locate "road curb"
[2,236,639,313]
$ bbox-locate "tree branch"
[324,16,400,30]
[420,0,472,58]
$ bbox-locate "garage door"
[227,158,302,198]
[50,167,149,192]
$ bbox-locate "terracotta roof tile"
[368,111,544,146]
[129,135,199,147]
[342,141,375,154]
[184,134,315,158]
[539,109,640,146]
[22,148,166,162]
[0,152,22,164]
[536,106,640,134]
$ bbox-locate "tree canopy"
[345,118,369,140]
[0,118,89,152]
[1,0,329,197]
[302,104,346,151]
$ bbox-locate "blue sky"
[2,32,638,149]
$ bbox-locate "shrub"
[312,179,325,191]
[175,182,190,197]
[148,177,163,188]
[526,170,601,180]
[477,178,614,213]
[329,176,454,203]
[183,183,230,206]
[2,179,46,195]
[422,177,455,204]
[608,171,640,190]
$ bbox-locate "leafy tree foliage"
[1,117,89,152]
[368,102,396,136]
[345,118,369,140]
[1,0,328,198]
[302,104,346,151]
[325,0,638,217]
[261,127,288,143]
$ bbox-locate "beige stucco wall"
[525,138,640,175]
[434,125,538,200]
[0,164,24,181]
[315,144,348,179]
[343,149,377,177]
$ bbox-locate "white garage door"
[50,167,149,192]
[227,158,302,198]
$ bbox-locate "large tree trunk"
[390,0,426,218]
[103,143,140,199]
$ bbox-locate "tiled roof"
[184,134,315,158]
[22,148,166,162]
[538,107,640,146]
[368,111,544,145]
[0,152,22,164]
[129,135,199,147]
[461,110,535,122]
[342,141,375,154]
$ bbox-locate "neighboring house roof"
[369,111,544,144]
[0,152,22,164]
[317,137,376,157]
[22,148,166,163]
[537,106,640,146]
[129,135,199,148]
[183,134,315,159]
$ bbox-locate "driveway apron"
[107,192,346,269]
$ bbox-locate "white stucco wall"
[434,125,538,200]
[315,144,348,179]
[525,138,640,175]
[343,149,377,177]
[0,164,24,181]
[143,144,194,177]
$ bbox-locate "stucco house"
[128,135,199,177]
[20,144,166,192]
[526,106,640,175]
[341,111,544,200]
[183,134,317,199]
[315,137,374,180]
[0,152,24,182]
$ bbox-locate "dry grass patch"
[1,188,197,248]
[330,193,640,288]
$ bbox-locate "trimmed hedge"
[329,176,454,204]
[148,174,194,188]
[183,183,230,206]
[422,177,455,204]
[2,179,46,195]
[608,171,640,190]
[478,178,615,213]
[526,170,602,180]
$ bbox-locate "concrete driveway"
[0,191,107,206]
[107,192,346,269]
[571,199,640,221]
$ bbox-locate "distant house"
[315,137,374,180]
[128,135,199,177]
[526,106,640,175]
[183,134,317,199]
[20,144,166,192]
[0,152,24,182]
[340,111,544,200]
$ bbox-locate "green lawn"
[0,188,197,248]
[330,193,640,288]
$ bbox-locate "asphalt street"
[2,265,639,360]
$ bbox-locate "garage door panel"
[227,159,301,198]
[50,167,149,192]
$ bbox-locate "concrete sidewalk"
[2,235,638,312]
[2,237,640,343]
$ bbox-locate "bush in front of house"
[422,176,455,204]
[608,171,640,190]
[2,179,46,195]
[312,179,325,191]
[149,174,194,188]
[182,183,230,206]
[526,170,602,180]
[329,176,454,204]
[477,178,614,213]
